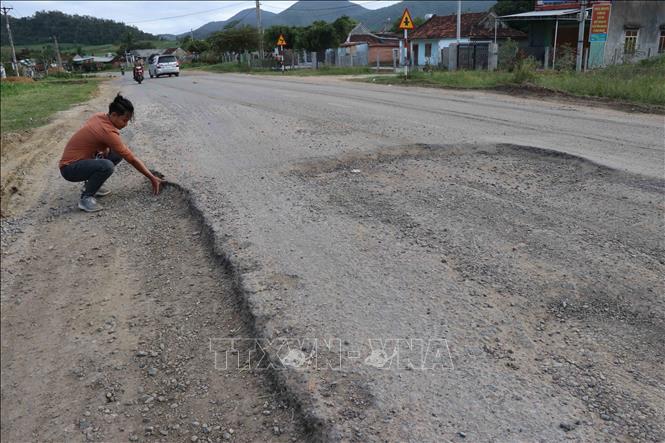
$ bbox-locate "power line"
[261,3,364,14]
[126,3,244,25]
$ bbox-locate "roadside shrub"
[512,57,538,83]
[200,51,220,64]
[46,71,86,79]
[554,44,576,71]
[498,38,519,71]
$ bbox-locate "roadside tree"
[264,25,301,50]
[332,16,357,45]
[208,26,258,54]
[298,21,336,53]
[490,0,533,16]
[182,38,210,54]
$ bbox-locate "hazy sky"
[3,1,401,35]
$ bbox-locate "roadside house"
[409,12,526,67]
[72,53,119,71]
[337,23,400,66]
[500,0,665,68]
[127,49,163,64]
[162,47,191,62]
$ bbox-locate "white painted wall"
[411,38,470,65]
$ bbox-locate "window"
[659,30,665,53]
[425,43,432,58]
[624,29,638,54]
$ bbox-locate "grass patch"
[1,78,100,132]
[370,70,514,88]
[275,66,375,76]
[366,56,665,106]
[189,62,270,74]
[534,57,665,105]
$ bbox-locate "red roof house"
[409,12,526,66]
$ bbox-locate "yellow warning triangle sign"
[277,34,287,46]
[399,8,414,30]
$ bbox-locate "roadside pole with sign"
[277,34,287,73]
[399,8,414,79]
[588,2,611,69]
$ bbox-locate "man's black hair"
[108,94,134,119]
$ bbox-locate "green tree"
[180,35,192,46]
[264,25,301,50]
[498,38,519,71]
[118,30,135,53]
[490,0,533,16]
[224,20,241,30]
[331,15,357,46]
[299,21,336,52]
[41,44,55,64]
[135,40,156,49]
[208,26,258,53]
[184,38,210,54]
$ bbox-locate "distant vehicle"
[133,65,144,84]
[149,55,180,78]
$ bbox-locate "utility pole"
[575,0,587,72]
[255,0,263,60]
[456,0,461,42]
[53,35,63,70]
[1,6,19,76]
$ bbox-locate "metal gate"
[457,43,489,70]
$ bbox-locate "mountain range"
[183,0,495,39]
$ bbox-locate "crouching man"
[59,94,165,212]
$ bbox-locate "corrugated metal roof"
[72,55,116,63]
[344,22,400,46]
[500,8,590,19]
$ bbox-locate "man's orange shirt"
[59,113,137,168]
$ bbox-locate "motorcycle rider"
[59,94,165,212]
[133,59,144,83]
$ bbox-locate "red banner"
[590,3,611,35]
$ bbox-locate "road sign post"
[399,8,414,79]
[277,34,287,73]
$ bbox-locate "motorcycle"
[133,65,144,84]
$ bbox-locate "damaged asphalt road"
[2,72,664,442]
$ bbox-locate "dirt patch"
[1,77,35,84]
[0,80,115,218]
[492,83,665,115]
[0,78,319,442]
[357,77,665,115]
[0,168,308,442]
[291,143,665,441]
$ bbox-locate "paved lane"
[118,72,664,442]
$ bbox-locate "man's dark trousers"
[60,151,122,197]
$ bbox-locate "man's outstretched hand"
[150,175,166,195]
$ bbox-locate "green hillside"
[1,10,155,45]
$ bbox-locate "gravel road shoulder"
[1,136,307,442]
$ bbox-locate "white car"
[149,55,180,78]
